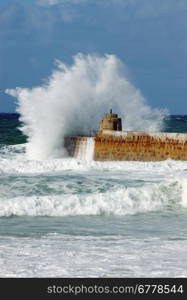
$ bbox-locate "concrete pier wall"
[65,131,187,161]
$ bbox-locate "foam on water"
[1,144,187,175]
[1,233,187,277]
[0,143,187,277]
[0,177,186,217]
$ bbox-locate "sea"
[0,113,187,277]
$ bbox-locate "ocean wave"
[7,54,165,160]
[0,180,185,217]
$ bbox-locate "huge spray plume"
[7,54,166,160]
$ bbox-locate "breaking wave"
[6,54,166,160]
[0,179,186,217]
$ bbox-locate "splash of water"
[74,137,95,161]
[6,54,166,160]
[181,178,187,208]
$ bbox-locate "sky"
[0,0,186,114]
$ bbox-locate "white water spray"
[6,54,166,160]
[181,178,187,208]
[74,137,95,161]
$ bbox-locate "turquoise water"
[0,114,187,277]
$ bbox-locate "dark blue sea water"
[1,114,187,145]
[0,114,187,277]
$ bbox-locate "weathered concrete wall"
[65,131,187,161]
[94,131,187,161]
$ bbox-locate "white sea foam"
[0,157,185,176]
[0,179,185,217]
[0,144,187,217]
[1,233,187,277]
[6,54,166,160]
[1,144,187,175]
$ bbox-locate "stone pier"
[94,131,187,161]
[64,131,187,161]
[64,110,187,161]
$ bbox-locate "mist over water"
[7,54,166,160]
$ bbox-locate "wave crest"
[6,54,166,160]
[0,180,185,217]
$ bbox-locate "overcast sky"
[0,0,186,113]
